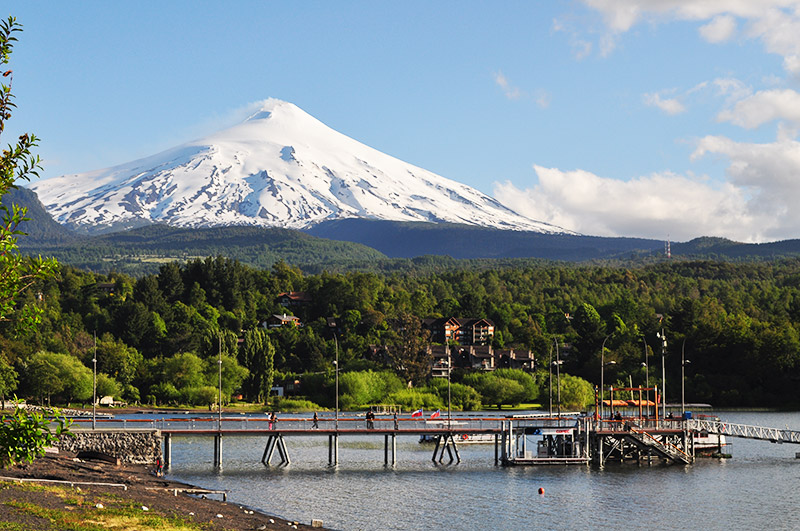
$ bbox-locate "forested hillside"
[2,256,800,410]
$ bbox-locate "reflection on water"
[165,412,800,530]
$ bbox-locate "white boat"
[693,415,728,456]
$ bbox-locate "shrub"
[425,379,482,410]
[273,398,321,412]
[0,402,73,468]
[385,389,444,410]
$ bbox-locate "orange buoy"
[538,487,545,495]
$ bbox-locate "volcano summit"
[32,99,569,235]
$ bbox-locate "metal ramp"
[625,427,693,464]
[687,419,800,444]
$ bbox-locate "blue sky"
[5,1,800,242]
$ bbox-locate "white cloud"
[717,89,800,128]
[494,165,763,241]
[495,132,800,243]
[582,0,800,73]
[712,78,752,103]
[534,90,551,109]
[699,14,737,43]
[691,135,800,240]
[494,71,522,100]
[643,92,686,115]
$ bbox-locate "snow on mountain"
[31,99,572,235]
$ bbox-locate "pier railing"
[687,418,800,444]
[65,414,587,433]
[67,415,509,432]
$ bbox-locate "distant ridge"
[304,219,665,260]
[3,186,79,246]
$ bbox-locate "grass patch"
[478,403,544,411]
[2,484,205,531]
[0,522,30,530]
[6,499,202,531]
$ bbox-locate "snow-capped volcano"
[31,99,570,235]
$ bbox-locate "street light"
[447,346,452,428]
[657,329,667,420]
[681,338,690,417]
[548,340,554,416]
[333,331,339,431]
[92,332,97,430]
[218,334,223,431]
[600,333,614,420]
[326,317,339,431]
[554,339,562,418]
[641,336,649,412]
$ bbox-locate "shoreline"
[0,452,321,530]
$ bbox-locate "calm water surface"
[161,411,800,530]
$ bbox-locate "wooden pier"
[66,403,800,470]
[160,424,502,468]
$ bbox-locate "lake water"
[161,411,800,530]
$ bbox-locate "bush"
[462,372,526,408]
[426,379,482,411]
[559,374,595,410]
[385,389,444,410]
[339,370,404,408]
[181,386,219,407]
[0,403,73,468]
[272,398,321,412]
[149,382,180,405]
[493,369,539,402]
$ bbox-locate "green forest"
[2,255,800,411]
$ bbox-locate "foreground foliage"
[0,403,72,468]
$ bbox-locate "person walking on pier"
[269,411,277,430]
[393,411,399,430]
[313,411,319,429]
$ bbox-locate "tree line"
[1,256,800,409]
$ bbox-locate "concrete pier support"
[384,434,397,466]
[262,434,290,466]
[163,433,172,468]
[213,434,223,468]
[328,434,339,466]
[432,433,461,464]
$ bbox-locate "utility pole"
[218,334,223,431]
[92,331,97,430]
[555,338,561,418]
[447,345,452,428]
[657,329,667,421]
[548,341,553,416]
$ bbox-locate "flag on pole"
[411,408,423,417]
[430,409,441,419]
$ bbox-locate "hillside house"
[264,313,302,329]
[422,317,495,346]
[428,345,536,378]
[276,291,312,307]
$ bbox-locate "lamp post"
[218,334,223,431]
[447,346,452,428]
[333,332,339,431]
[681,338,689,417]
[92,331,97,430]
[548,341,553,416]
[642,336,649,411]
[657,329,667,421]
[600,333,614,420]
[554,338,562,418]
[326,317,339,431]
